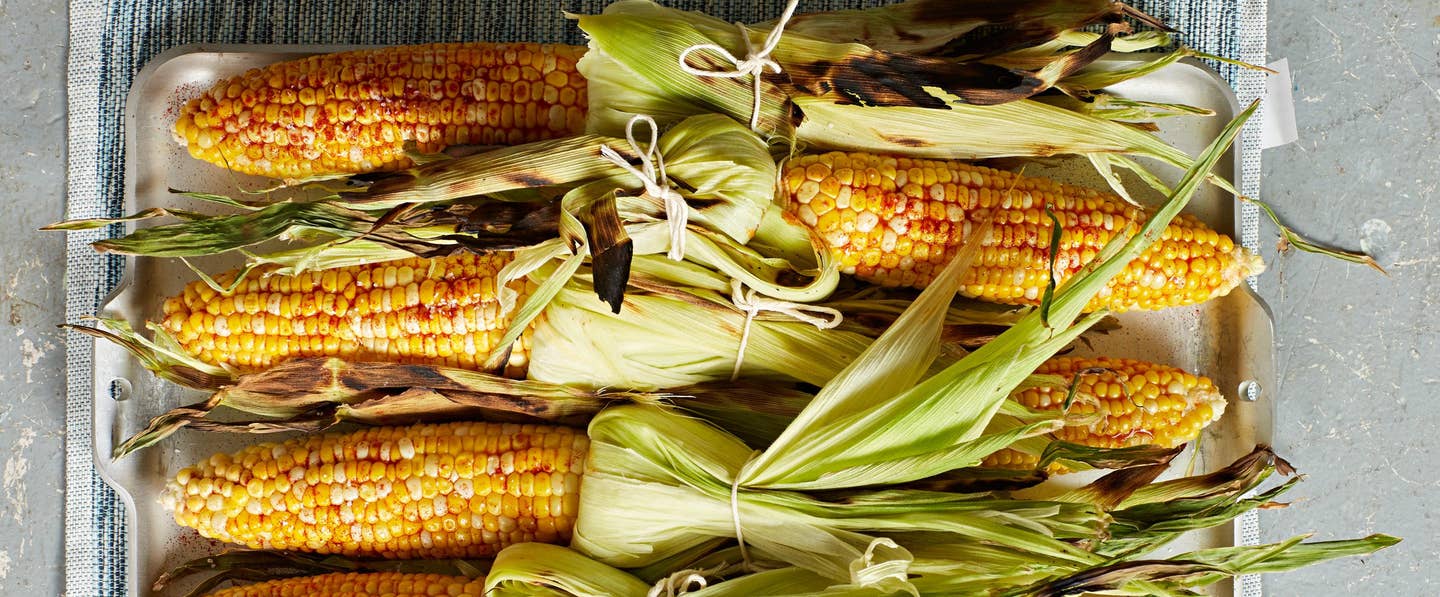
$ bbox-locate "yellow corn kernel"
[162,421,588,559]
[158,253,532,376]
[784,152,1264,312]
[201,571,485,597]
[983,357,1228,470]
[174,42,588,179]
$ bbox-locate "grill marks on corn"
[162,421,588,559]
[174,42,589,178]
[159,253,533,375]
[783,151,1262,312]
[984,357,1227,470]
[204,571,485,597]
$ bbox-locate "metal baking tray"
[92,45,1276,596]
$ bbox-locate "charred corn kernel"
[783,152,1264,312]
[162,421,588,559]
[983,357,1227,470]
[202,571,485,596]
[175,42,588,179]
[158,253,533,376]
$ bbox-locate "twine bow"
[599,114,689,261]
[729,279,843,381]
[677,0,800,132]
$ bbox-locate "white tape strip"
[1259,58,1299,149]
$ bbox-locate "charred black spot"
[893,29,923,42]
[502,171,558,188]
[489,391,551,416]
[339,372,372,391]
[395,363,455,387]
[591,238,633,314]
[789,50,1046,109]
[487,345,513,375]
[878,133,934,148]
[349,170,402,184]
[786,99,805,129]
[684,197,727,210]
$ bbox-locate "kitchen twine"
[730,451,763,572]
[599,114,689,261]
[677,0,800,131]
[729,279,842,381]
[647,451,763,597]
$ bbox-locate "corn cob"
[203,572,483,597]
[982,356,1226,470]
[782,152,1263,312]
[162,420,587,559]
[158,253,534,377]
[175,42,589,179]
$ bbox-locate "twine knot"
[677,0,800,132]
[599,114,689,261]
[729,279,842,381]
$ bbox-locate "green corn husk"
[572,0,1376,267]
[777,0,1138,57]
[570,96,1256,592]
[490,497,1393,596]
[575,1,1197,154]
[55,114,843,307]
[163,528,1395,597]
[81,113,776,247]
[77,274,1098,458]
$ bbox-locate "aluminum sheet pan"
[93,45,1276,596]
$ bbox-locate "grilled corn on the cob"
[162,420,586,558]
[203,572,484,597]
[782,152,1262,313]
[982,356,1227,470]
[159,253,534,376]
[175,42,588,178]
[172,43,1256,313]
[162,356,1209,558]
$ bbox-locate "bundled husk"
[554,102,1394,593]
[568,101,1256,587]
[52,114,841,308]
[74,272,1069,458]
[160,471,1397,597]
[571,0,1376,269]
[129,99,1394,597]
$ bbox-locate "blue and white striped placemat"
[64,2,1267,595]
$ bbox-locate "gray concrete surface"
[0,0,69,594]
[0,0,1435,595]
[1256,0,1440,594]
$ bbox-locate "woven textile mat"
[64,2,1267,594]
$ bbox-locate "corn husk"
[77,274,1088,458]
[575,1,1197,158]
[54,115,845,308]
[777,0,1134,57]
[156,530,1396,597]
[571,97,1254,591]
[569,0,1379,267]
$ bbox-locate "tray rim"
[93,44,1277,596]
